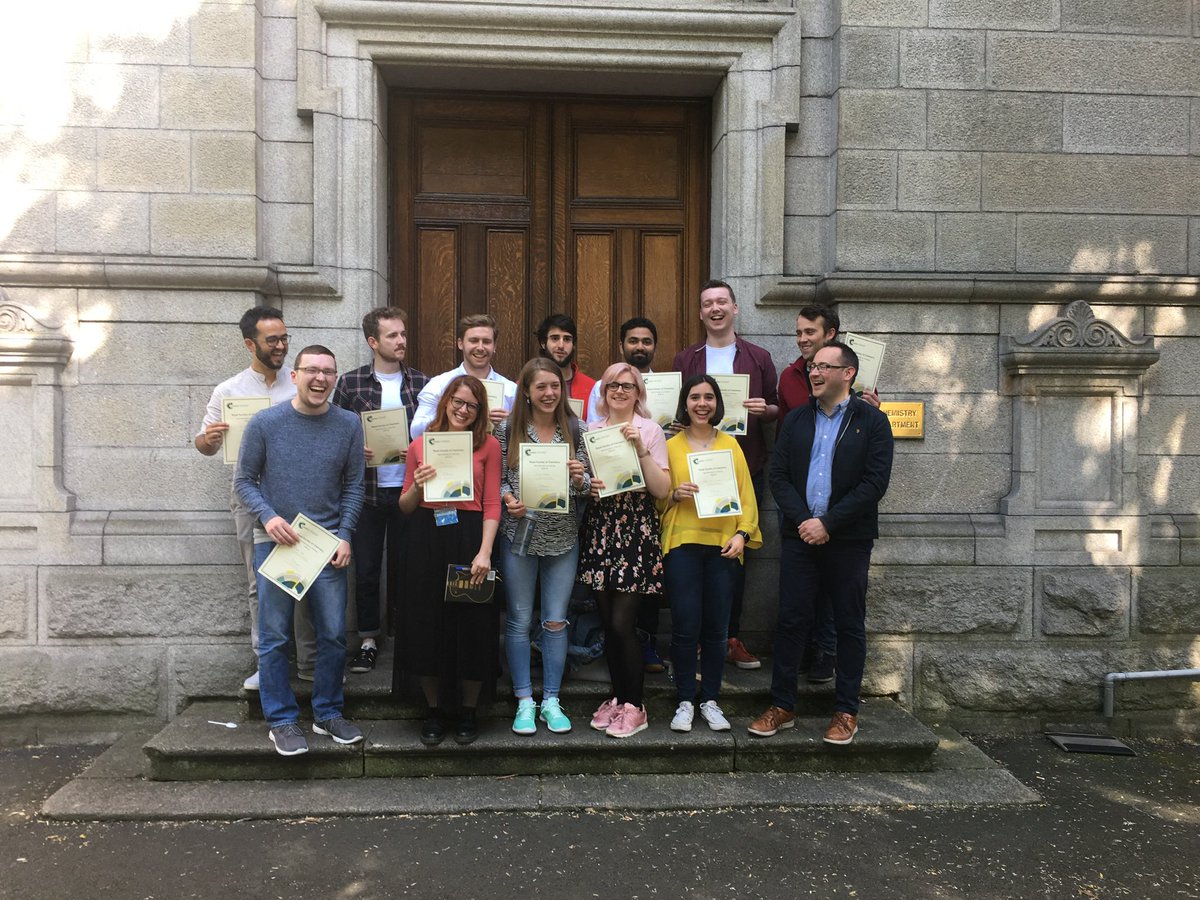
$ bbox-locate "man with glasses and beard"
[194,306,316,691]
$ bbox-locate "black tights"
[597,590,644,707]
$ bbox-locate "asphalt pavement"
[2,734,1198,899]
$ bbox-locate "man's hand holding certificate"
[258,513,343,600]
[583,423,644,498]
[712,374,750,435]
[842,332,886,394]
[221,396,271,465]
[361,407,409,467]
[642,372,681,428]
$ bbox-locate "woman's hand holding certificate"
[686,449,742,519]
[583,423,645,498]
[422,431,474,503]
[518,443,570,513]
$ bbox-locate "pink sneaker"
[590,697,620,731]
[606,703,648,738]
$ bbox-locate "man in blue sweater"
[236,345,366,756]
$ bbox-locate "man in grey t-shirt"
[236,344,366,757]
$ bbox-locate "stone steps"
[237,646,841,721]
[143,697,939,782]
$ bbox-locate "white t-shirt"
[704,342,736,374]
[375,369,406,487]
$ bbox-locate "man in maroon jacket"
[672,279,779,669]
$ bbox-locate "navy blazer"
[769,393,894,541]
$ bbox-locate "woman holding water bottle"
[494,358,591,736]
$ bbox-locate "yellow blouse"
[659,430,762,559]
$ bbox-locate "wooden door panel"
[393,92,706,381]
[486,229,530,380]
[416,228,460,371]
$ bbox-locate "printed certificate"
[518,443,570,514]
[712,373,750,436]
[687,449,742,519]
[582,423,644,498]
[642,372,681,429]
[842,332,886,393]
[257,514,340,601]
[422,431,475,503]
[483,380,507,416]
[360,407,409,468]
[567,398,584,419]
[221,396,271,465]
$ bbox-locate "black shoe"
[420,711,446,746]
[349,644,377,674]
[454,709,479,745]
[808,649,835,684]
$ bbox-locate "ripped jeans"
[499,534,579,700]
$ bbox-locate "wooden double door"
[390,92,710,380]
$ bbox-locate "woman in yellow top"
[660,374,761,732]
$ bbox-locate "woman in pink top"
[396,375,501,746]
[579,363,671,738]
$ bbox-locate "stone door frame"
[296,0,801,313]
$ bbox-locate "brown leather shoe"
[823,711,858,745]
[747,705,795,737]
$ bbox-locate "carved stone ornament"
[1012,300,1151,350]
[0,292,74,368]
[1001,300,1159,382]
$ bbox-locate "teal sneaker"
[539,697,572,734]
[512,698,537,735]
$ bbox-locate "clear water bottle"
[511,514,536,556]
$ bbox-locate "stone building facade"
[1,0,1198,741]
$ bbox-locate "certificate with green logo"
[519,443,570,514]
[583,423,644,498]
[361,407,409,468]
[422,431,474,503]
[257,514,340,601]
[687,449,742,519]
[842,332,886,393]
[712,374,749,436]
[221,396,271,465]
[642,372,681,429]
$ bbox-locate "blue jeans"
[769,537,872,716]
[499,534,578,700]
[255,541,348,727]
[665,543,735,704]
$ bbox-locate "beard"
[255,342,284,370]
[541,346,576,369]
[625,349,652,369]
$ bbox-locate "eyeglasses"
[450,397,480,414]
[298,366,337,378]
[606,382,637,394]
[809,363,849,374]
[263,334,290,346]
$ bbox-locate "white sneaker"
[242,670,260,691]
[698,700,731,731]
[670,701,694,732]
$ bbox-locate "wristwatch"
[735,529,751,542]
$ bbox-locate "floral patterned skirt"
[577,489,664,595]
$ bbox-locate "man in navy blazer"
[749,341,894,745]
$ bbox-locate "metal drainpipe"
[1103,668,1200,718]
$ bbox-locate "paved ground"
[2,734,1198,899]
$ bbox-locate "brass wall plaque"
[880,401,924,439]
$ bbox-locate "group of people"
[196,280,894,757]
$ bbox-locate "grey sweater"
[235,401,365,542]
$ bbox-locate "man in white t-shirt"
[194,306,315,690]
[672,280,780,670]
[410,313,516,437]
[333,307,429,673]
